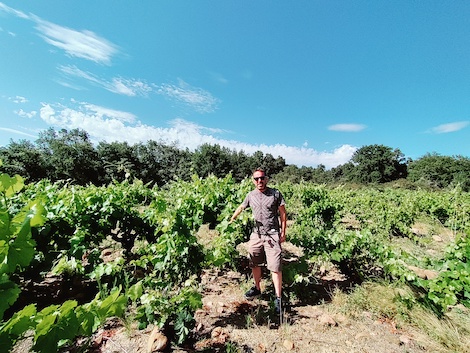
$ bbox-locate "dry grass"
[328,282,470,353]
[409,305,470,353]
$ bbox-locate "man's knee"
[249,251,266,268]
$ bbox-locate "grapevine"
[0,168,468,351]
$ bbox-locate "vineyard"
[0,167,469,352]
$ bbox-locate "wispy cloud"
[430,121,469,134]
[0,2,29,19]
[39,100,355,168]
[157,79,220,114]
[0,3,119,65]
[0,25,17,37]
[2,4,219,114]
[34,18,119,64]
[58,65,99,83]
[209,72,229,84]
[59,65,219,112]
[0,127,37,139]
[58,65,152,97]
[54,80,86,91]
[110,77,153,97]
[15,109,37,118]
[80,102,137,123]
[41,100,137,127]
[9,95,28,103]
[328,123,366,132]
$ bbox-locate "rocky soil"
[66,238,430,353]
[12,237,435,353]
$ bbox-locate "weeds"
[328,281,470,353]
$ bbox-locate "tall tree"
[249,151,286,177]
[0,140,47,182]
[36,128,103,185]
[192,143,232,178]
[250,151,265,171]
[329,162,355,183]
[350,144,407,183]
[97,141,139,184]
[408,153,470,190]
[272,164,302,183]
[135,141,192,185]
[228,150,252,181]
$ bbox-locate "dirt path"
[12,242,428,353]
[78,265,424,353]
[189,267,424,353]
[78,237,430,353]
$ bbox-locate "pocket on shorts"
[249,251,266,267]
[267,229,280,242]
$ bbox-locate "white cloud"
[58,65,152,97]
[430,121,469,134]
[40,102,183,146]
[0,127,37,139]
[58,66,218,113]
[0,3,118,64]
[39,100,355,168]
[158,79,220,114]
[81,103,137,123]
[15,109,37,118]
[33,18,119,64]
[41,101,136,126]
[59,65,98,83]
[328,123,366,132]
[54,80,85,91]
[110,77,152,97]
[9,95,28,103]
[220,142,356,169]
[0,3,29,19]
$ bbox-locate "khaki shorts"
[248,229,282,273]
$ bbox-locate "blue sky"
[1,1,469,169]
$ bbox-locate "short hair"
[253,167,266,176]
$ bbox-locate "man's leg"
[264,233,282,298]
[245,266,262,300]
[271,271,282,298]
[252,266,262,290]
[246,234,264,299]
[272,271,283,316]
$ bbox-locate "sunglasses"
[253,176,267,181]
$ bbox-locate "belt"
[255,228,278,238]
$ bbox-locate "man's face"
[252,171,268,191]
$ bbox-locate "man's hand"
[230,205,244,224]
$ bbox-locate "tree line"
[1,127,469,190]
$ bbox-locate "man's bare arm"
[230,205,245,222]
[279,204,287,243]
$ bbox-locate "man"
[230,168,287,314]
